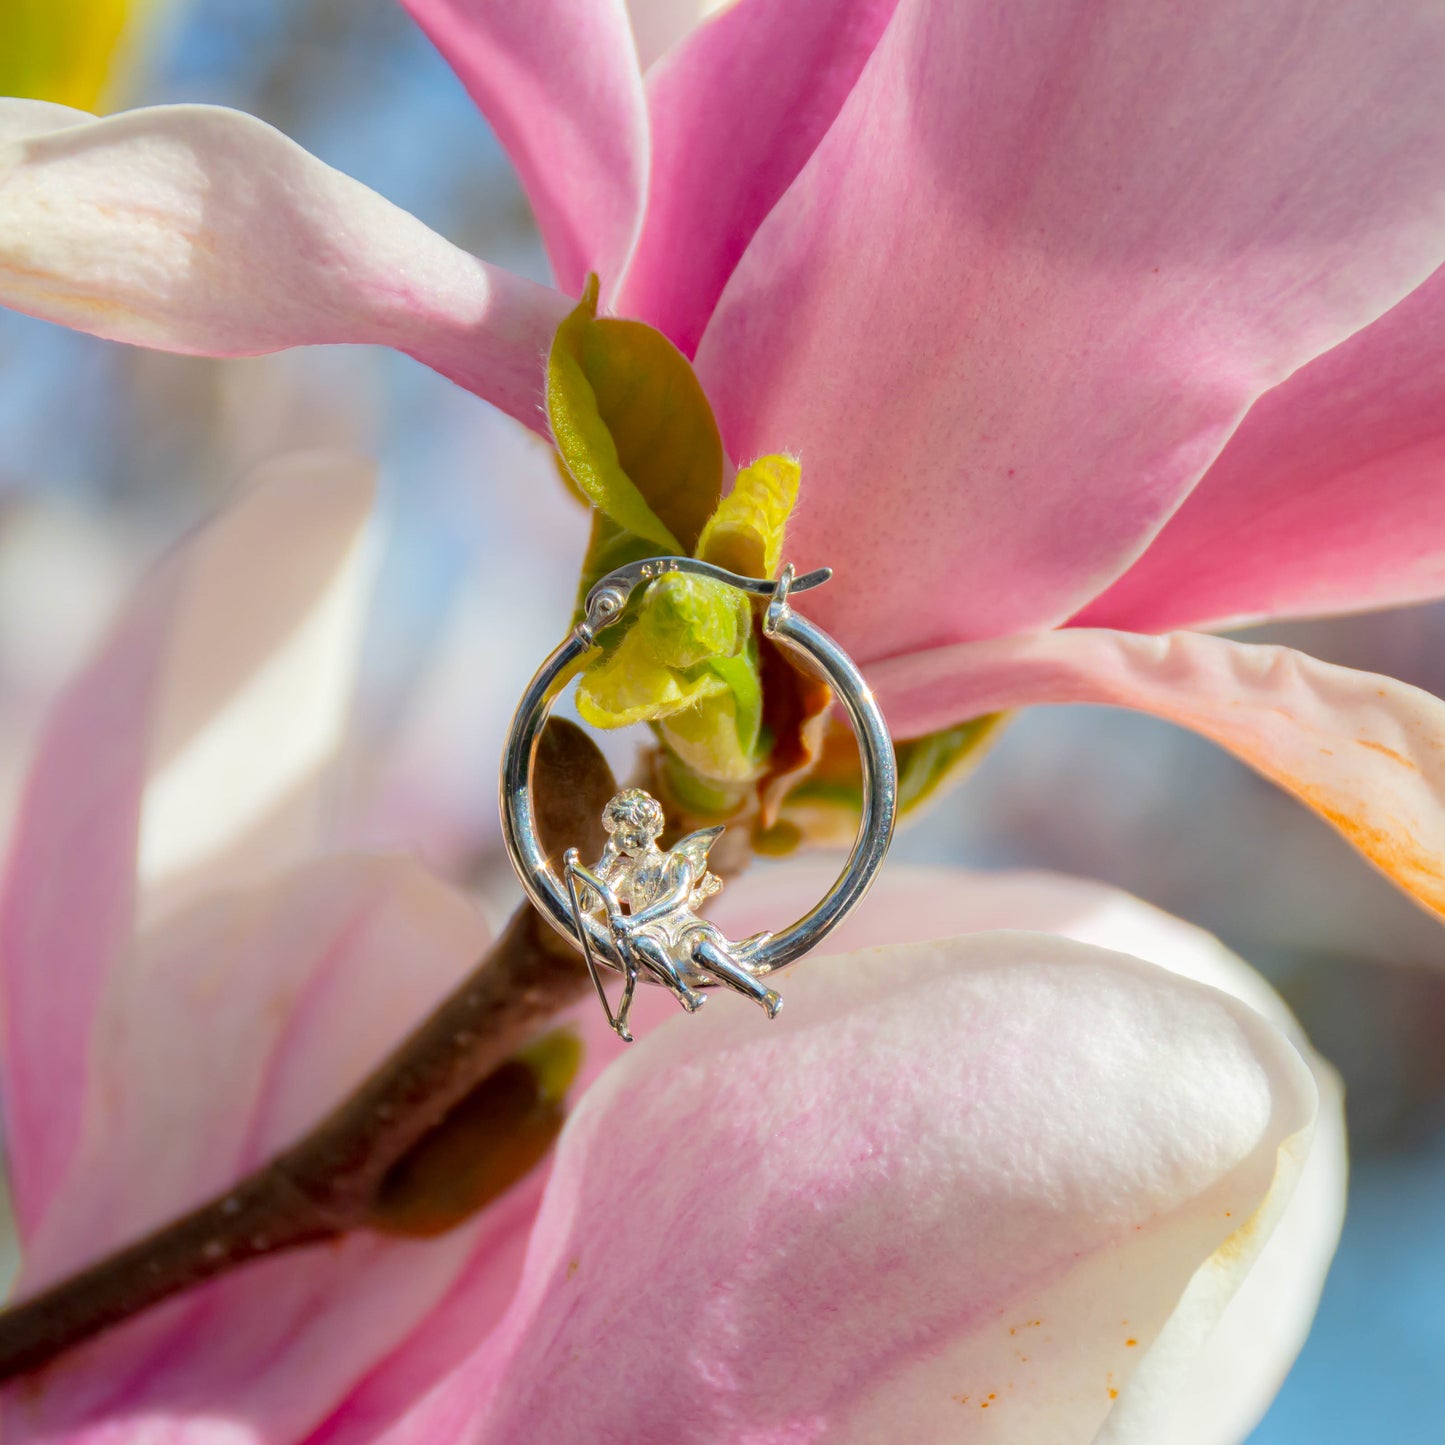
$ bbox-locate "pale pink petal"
[299,867,1336,1443]
[3,856,500,1441]
[696,0,1445,661]
[872,627,1445,925]
[136,456,376,929]
[625,0,721,72]
[1112,1062,1345,1445]
[1077,264,1445,632]
[298,994,639,1443]
[0,99,91,139]
[398,0,647,293]
[431,930,1317,1442]
[715,865,1346,1445]
[615,0,898,354]
[714,862,1329,1054]
[0,104,566,429]
[0,454,374,1234]
[302,1001,674,1444]
[302,1178,546,1445]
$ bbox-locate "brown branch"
[0,720,615,1382]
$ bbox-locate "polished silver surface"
[561,789,778,1041]
[500,555,897,1038]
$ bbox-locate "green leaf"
[547,280,787,793]
[895,716,1008,814]
[576,620,730,730]
[659,684,761,785]
[703,639,764,760]
[574,571,766,785]
[697,453,801,579]
[641,574,749,669]
[547,276,723,554]
[656,634,766,786]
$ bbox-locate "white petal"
[127,452,372,920]
[456,928,1318,1443]
[712,863,1346,1443]
[0,452,374,1229]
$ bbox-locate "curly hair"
[602,788,665,837]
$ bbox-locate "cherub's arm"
[594,835,626,880]
[563,850,628,969]
[565,857,622,920]
[569,835,628,912]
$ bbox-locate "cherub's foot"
[762,989,783,1020]
[680,987,707,1013]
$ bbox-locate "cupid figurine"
[564,789,782,1042]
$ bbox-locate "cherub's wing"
[669,826,725,882]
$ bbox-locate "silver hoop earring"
[501,558,897,1042]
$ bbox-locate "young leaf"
[547,276,723,552]
[697,454,801,579]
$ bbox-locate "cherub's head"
[602,789,665,856]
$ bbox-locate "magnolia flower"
[3,0,1445,918]
[2,0,1441,1436]
[0,460,1341,1443]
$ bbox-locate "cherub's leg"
[628,933,707,1013]
[690,933,782,1019]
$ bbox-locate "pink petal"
[301,972,647,1443]
[695,0,1445,661]
[414,929,1317,1442]
[871,626,1445,924]
[0,454,374,1235]
[614,0,898,354]
[0,103,566,429]
[398,0,648,294]
[1077,264,1445,632]
[0,99,91,139]
[3,856,499,1441]
[295,867,1338,1443]
[301,1178,545,1445]
[717,864,1345,1445]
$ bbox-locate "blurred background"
[1,2,1442,1439]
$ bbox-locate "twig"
[0,720,615,1381]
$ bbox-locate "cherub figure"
[564,788,781,1042]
